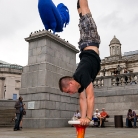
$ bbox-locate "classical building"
[0,60,23,100]
[99,36,138,77]
[92,36,138,127]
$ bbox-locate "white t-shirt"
[93,112,100,118]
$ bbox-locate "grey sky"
[0,0,138,66]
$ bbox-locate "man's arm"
[85,82,95,120]
[79,90,87,119]
[79,0,91,15]
[79,82,94,125]
[132,111,136,118]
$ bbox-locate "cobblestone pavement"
[0,127,138,138]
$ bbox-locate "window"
[13,94,17,100]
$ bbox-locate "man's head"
[128,109,132,113]
[19,96,23,102]
[59,76,79,94]
[102,108,105,111]
[96,109,99,112]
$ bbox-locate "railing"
[94,78,104,87]
[0,64,23,70]
[94,72,138,88]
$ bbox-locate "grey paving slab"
[0,127,138,138]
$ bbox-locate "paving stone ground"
[0,127,138,138]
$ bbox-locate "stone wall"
[95,87,138,114]
[94,75,138,124]
[0,100,15,109]
[20,30,79,128]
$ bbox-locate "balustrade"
[94,78,104,88]
[94,73,138,88]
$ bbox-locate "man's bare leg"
[100,117,102,127]
[77,0,82,16]
[79,0,91,15]
[78,0,100,54]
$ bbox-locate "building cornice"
[25,30,79,53]
[0,68,22,75]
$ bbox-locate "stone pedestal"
[20,30,79,128]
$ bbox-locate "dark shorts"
[73,50,101,93]
[79,50,101,82]
[93,118,98,121]
[78,13,101,51]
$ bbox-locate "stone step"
[0,109,15,112]
[0,117,14,121]
[0,109,15,127]
[0,124,14,127]
[106,118,127,122]
[105,121,126,127]
[0,122,14,128]
[0,121,14,124]
[94,118,127,127]
[0,114,14,117]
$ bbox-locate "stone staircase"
[0,108,15,127]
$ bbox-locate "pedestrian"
[14,96,25,131]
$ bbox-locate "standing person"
[59,0,101,126]
[14,96,25,131]
[126,109,137,128]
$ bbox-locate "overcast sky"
[0,0,138,66]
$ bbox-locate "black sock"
[77,0,80,9]
[77,0,82,17]
[79,13,82,17]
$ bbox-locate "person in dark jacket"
[126,109,137,128]
[14,96,25,131]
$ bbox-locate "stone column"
[0,77,5,99]
[103,77,111,87]
[20,30,79,128]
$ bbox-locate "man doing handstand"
[59,0,101,126]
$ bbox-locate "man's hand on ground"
[79,118,91,126]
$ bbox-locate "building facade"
[99,36,138,77]
[0,60,23,100]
